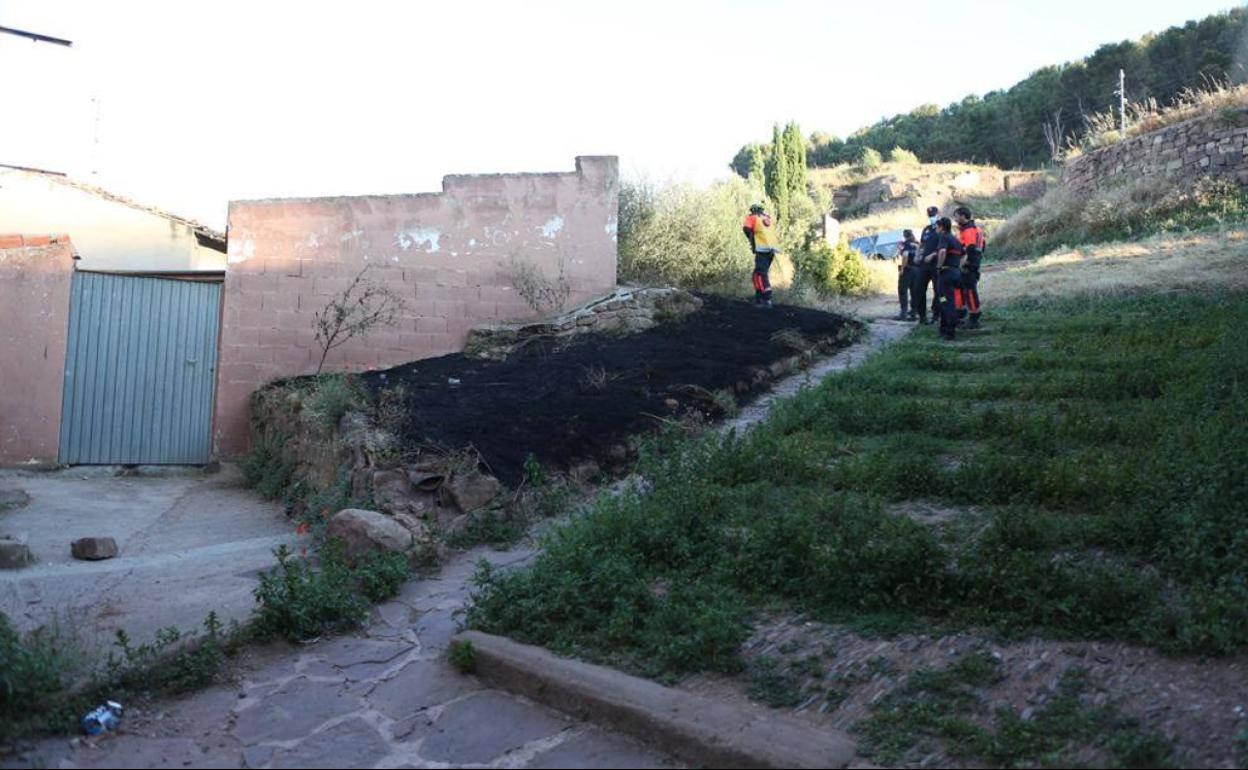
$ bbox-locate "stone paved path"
[6,546,678,769]
[6,316,912,770]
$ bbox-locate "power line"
[0,24,73,46]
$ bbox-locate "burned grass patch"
[361,294,855,486]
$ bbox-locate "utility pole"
[1116,69,1127,135]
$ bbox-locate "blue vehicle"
[849,229,908,260]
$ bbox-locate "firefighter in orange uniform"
[742,203,779,308]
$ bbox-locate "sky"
[1,0,1242,229]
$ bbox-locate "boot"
[968,314,981,329]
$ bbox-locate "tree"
[731,7,1248,170]
[765,124,790,224]
[783,121,807,204]
[313,266,407,374]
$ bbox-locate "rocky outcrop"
[463,287,703,361]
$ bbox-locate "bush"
[618,176,759,292]
[793,239,871,297]
[887,146,919,165]
[252,544,371,641]
[304,374,368,433]
[0,613,76,738]
[855,147,884,175]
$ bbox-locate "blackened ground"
[361,294,855,486]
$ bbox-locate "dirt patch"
[361,294,857,486]
[680,614,1248,768]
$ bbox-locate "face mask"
[929,216,937,226]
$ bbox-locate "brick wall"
[1063,106,1248,192]
[215,156,619,456]
[0,237,75,464]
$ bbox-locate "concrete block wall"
[215,156,619,456]
[0,237,75,464]
[1063,106,1248,192]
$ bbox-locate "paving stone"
[242,743,278,769]
[412,608,461,650]
[365,660,482,720]
[419,691,571,764]
[231,678,360,745]
[267,718,390,770]
[526,729,678,769]
[314,636,413,670]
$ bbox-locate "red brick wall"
[0,237,75,464]
[215,156,619,456]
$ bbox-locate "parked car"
[849,229,907,260]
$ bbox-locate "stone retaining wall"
[1062,106,1248,192]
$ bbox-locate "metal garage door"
[59,271,222,464]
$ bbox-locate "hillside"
[813,161,1048,241]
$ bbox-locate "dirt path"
[5,304,915,770]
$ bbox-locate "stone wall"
[1062,106,1248,192]
[0,236,75,464]
[215,156,619,457]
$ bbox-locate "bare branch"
[313,265,407,374]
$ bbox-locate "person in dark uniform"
[916,206,941,325]
[933,217,965,341]
[954,206,985,329]
[895,230,920,320]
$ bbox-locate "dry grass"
[987,227,1248,302]
[992,174,1247,257]
[793,225,1248,321]
[1077,80,1248,155]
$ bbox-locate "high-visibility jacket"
[959,221,986,269]
[743,213,779,253]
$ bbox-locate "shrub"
[855,147,884,175]
[449,640,476,673]
[618,176,759,292]
[793,239,871,297]
[887,146,920,165]
[252,544,371,641]
[304,374,368,433]
[0,613,76,738]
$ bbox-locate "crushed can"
[81,701,124,735]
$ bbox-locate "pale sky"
[1,0,1242,229]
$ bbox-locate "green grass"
[859,655,1173,767]
[465,288,1247,761]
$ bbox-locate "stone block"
[71,536,118,561]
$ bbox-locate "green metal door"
[59,272,222,464]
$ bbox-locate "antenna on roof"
[0,25,73,46]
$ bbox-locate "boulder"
[71,537,119,561]
[327,509,413,562]
[440,474,503,514]
[372,469,438,517]
[0,536,34,570]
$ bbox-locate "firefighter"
[895,229,920,321]
[954,206,985,329]
[742,203,779,308]
[933,217,965,341]
[916,206,941,324]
